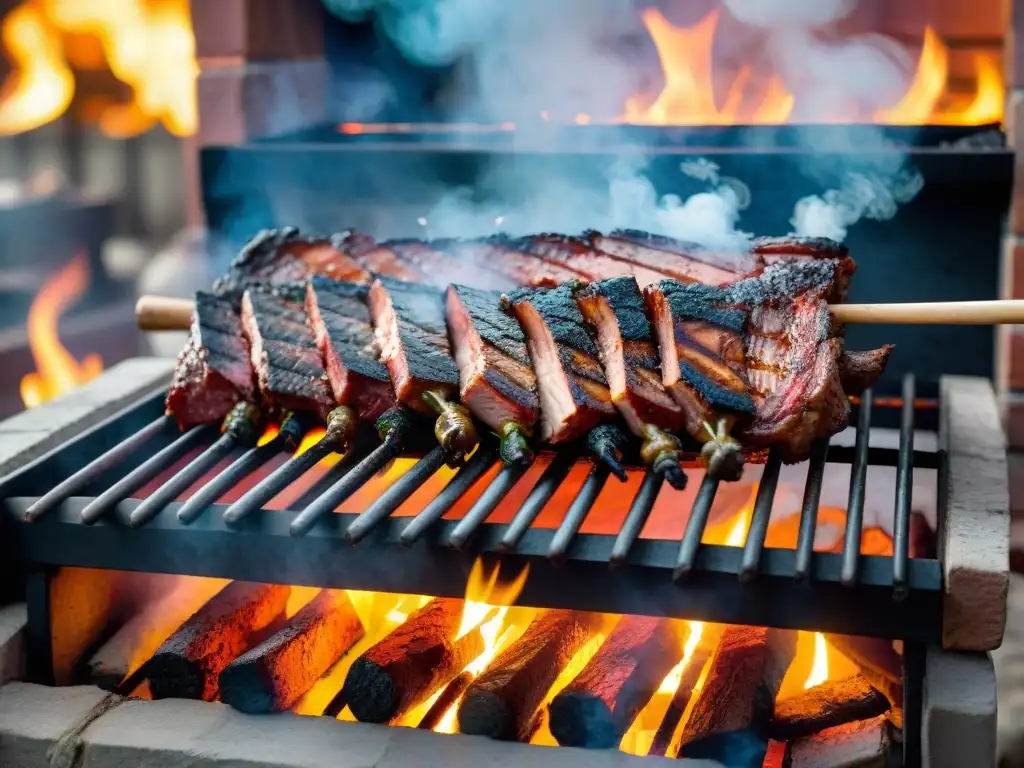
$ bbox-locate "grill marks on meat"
[575,277,683,436]
[446,285,539,432]
[388,241,514,291]
[368,277,460,416]
[514,233,669,288]
[437,237,586,288]
[503,282,615,443]
[166,292,254,429]
[305,277,394,422]
[643,280,754,438]
[588,230,758,287]
[214,228,369,296]
[240,284,334,416]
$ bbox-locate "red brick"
[195,59,327,146]
[996,327,1024,392]
[1003,391,1024,448]
[190,0,326,60]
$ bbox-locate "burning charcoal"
[769,675,890,741]
[145,582,290,701]
[648,626,721,757]
[784,714,892,768]
[343,597,484,724]
[219,590,365,714]
[458,609,605,742]
[502,283,616,444]
[86,578,228,691]
[676,625,798,767]
[548,616,686,749]
[822,634,903,728]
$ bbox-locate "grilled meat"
[588,230,759,287]
[388,241,513,291]
[214,228,369,296]
[502,282,615,444]
[240,284,334,417]
[166,292,255,430]
[368,277,461,415]
[305,276,395,422]
[837,347,893,396]
[750,236,854,302]
[446,284,539,461]
[514,233,669,288]
[437,237,585,288]
[575,277,683,435]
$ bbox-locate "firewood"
[769,675,890,740]
[676,625,798,768]
[458,609,605,742]
[784,714,891,767]
[86,578,227,691]
[219,590,365,713]
[548,616,685,749]
[343,597,484,724]
[822,634,903,728]
[648,626,722,757]
[145,582,290,701]
[417,671,473,730]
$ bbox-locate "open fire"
[19,251,103,408]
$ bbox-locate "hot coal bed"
[0,356,1007,767]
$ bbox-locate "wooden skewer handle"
[136,295,194,331]
[135,294,1024,332]
[829,300,1024,325]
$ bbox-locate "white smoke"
[317,0,928,245]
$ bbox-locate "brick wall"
[185,0,331,226]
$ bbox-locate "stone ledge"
[940,377,1010,651]
[0,683,726,768]
[0,602,26,686]
[0,357,173,478]
[923,647,997,768]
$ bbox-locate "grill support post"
[23,567,53,687]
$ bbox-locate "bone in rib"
[446,284,540,464]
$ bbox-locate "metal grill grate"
[1,374,942,642]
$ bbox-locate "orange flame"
[625,11,1001,127]
[457,557,530,639]
[0,0,197,136]
[20,252,103,408]
[0,2,74,135]
[803,632,829,689]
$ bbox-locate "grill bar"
[893,375,916,598]
[611,470,663,563]
[739,450,783,581]
[548,464,610,560]
[21,414,172,522]
[176,439,281,524]
[841,391,875,586]
[223,443,331,526]
[793,439,830,580]
[80,424,214,524]
[501,453,577,551]
[448,463,529,550]
[673,474,719,580]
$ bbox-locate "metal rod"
[176,440,281,524]
[548,464,610,560]
[610,470,663,564]
[345,446,447,544]
[841,390,874,586]
[22,415,172,522]
[399,445,497,545]
[222,440,333,526]
[673,474,720,581]
[127,431,240,528]
[902,641,926,768]
[447,463,529,550]
[739,450,783,582]
[80,424,214,525]
[500,453,576,551]
[291,440,404,537]
[793,439,830,580]
[892,375,916,598]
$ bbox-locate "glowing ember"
[0,3,73,134]
[0,0,197,137]
[20,253,104,408]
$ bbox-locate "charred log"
[458,609,605,742]
[219,590,365,714]
[784,714,892,768]
[676,625,797,768]
[769,675,890,741]
[822,634,903,728]
[145,582,290,701]
[548,617,685,749]
[343,597,484,724]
